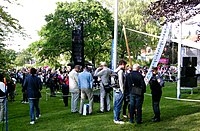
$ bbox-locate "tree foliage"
[0,0,23,42]
[145,0,200,24]
[0,0,24,69]
[14,49,32,67]
[33,0,113,66]
[0,48,17,69]
[100,0,160,61]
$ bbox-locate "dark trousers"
[123,95,130,116]
[129,94,144,123]
[63,94,68,107]
[50,86,56,96]
[152,93,162,119]
[62,84,69,107]
[23,92,28,102]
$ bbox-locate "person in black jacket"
[125,64,146,124]
[23,68,42,125]
[149,67,164,122]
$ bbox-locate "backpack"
[160,78,165,87]
[110,72,119,89]
[0,89,6,97]
[156,74,165,87]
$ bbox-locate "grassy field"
[2,82,200,131]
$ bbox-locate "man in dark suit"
[125,64,146,124]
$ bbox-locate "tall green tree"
[145,0,200,24]
[0,0,24,69]
[0,49,17,69]
[100,0,160,61]
[0,0,23,42]
[35,0,113,67]
[14,49,32,67]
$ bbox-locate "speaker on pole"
[72,26,84,67]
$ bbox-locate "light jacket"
[115,69,124,93]
[78,70,93,89]
[68,69,79,92]
[94,67,111,86]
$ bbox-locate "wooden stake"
[123,25,132,67]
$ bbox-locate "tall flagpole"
[177,11,183,99]
[113,0,118,70]
[112,0,118,105]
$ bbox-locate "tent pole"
[177,12,183,99]
[123,25,132,67]
[113,0,118,70]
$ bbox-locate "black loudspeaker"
[72,29,84,66]
[181,67,196,77]
[183,57,197,67]
[180,76,197,87]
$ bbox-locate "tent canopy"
[172,38,200,50]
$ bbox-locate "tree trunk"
[92,57,96,68]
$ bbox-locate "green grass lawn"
[3,82,200,131]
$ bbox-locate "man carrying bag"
[125,64,146,124]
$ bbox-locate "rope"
[145,93,200,102]
[45,88,101,101]
[126,28,160,38]
[45,92,71,97]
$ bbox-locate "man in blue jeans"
[23,68,42,125]
[125,64,146,124]
[113,60,127,124]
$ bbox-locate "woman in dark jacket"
[23,68,42,125]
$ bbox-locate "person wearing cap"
[94,62,112,113]
[125,64,146,124]
[68,65,80,113]
[149,67,164,122]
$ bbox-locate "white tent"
[171,39,200,49]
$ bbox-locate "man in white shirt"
[0,73,6,122]
[68,65,80,113]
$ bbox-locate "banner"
[159,58,169,64]
[111,39,115,71]
[145,23,171,85]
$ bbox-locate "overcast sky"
[5,0,71,51]
[5,1,200,52]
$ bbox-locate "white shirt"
[0,82,6,93]
[0,82,6,102]
[68,69,79,92]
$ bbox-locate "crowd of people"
[63,60,164,125]
[0,61,168,125]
